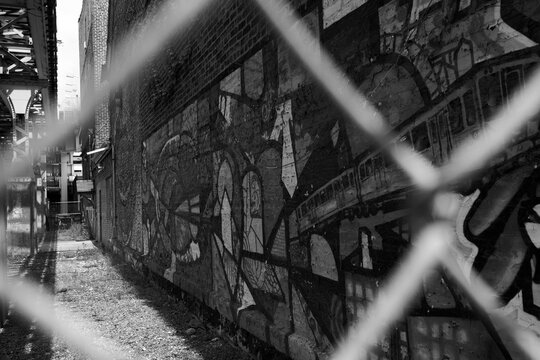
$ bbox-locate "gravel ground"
[0,228,249,360]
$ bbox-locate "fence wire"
[1,0,540,359]
[255,1,540,359]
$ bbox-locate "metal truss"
[0,0,54,162]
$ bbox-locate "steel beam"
[0,0,25,8]
[26,0,47,80]
[0,46,37,75]
[0,76,47,89]
[0,41,32,48]
[0,10,26,33]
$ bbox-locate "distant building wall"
[79,0,111,252]
[79,0,110,150]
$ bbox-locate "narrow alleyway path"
[1,226,248,360]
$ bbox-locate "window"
[458,0,471,11]
[463,90,477,126]
[411,0,442,22]
[333,180,342,194]
[359,164,366,180]
[398,132,412,147]
[360,229,373,270]
[437,110,451,142]
[428,117,439,143]
[373,155,383,172]
[478,72,502,121]
[319,189,326,204]
[411,123,430,152]
[505,69,521,101]
[382,148,394,169]
[365,159,373,178]
[343,173,350,188]
[448,97,464,134]
[320,193,326,207]
[327,185,335,200]
[316,193,323,207]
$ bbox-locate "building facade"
[79,0,109,151]
[79,0,111,243]
[105,0,540,359]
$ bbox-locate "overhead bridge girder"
[0,0,56,161]
[0,1,25,9]
[0,76,48,89]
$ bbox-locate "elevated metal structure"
[0,0,56,327]
[0,0,57,161]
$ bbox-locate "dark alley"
[1,227,248,360]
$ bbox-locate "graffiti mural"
[128,0,540,358]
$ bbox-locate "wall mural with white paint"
[136,0,540,358]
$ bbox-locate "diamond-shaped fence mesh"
[254,1,540,359]
[1,0,540,359]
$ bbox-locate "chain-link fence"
[253,1,540,359]
[48,201,81,217]
[47,201,81,230]
[2,0,540,359]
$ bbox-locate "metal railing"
[47,201,81,230]
[48,201,81,216]
[1,0,540,359]
[45,177,60,188]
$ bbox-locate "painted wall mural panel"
[141,96,214,295]
[133,0,540,358]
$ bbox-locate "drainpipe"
[112,142,117,243]
[111,96,120,244]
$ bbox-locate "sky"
[57,0,83,111]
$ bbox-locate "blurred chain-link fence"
[2,0,540,359]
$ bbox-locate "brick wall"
[80,32,94,138]
[106,1,540,359]
[79,0,112,252]
[105,0,144,256]
[92,0,109,148]
[112,78,143,253]
[78,0,91,76]
[138,0,275,139]
[79,0,110,150]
